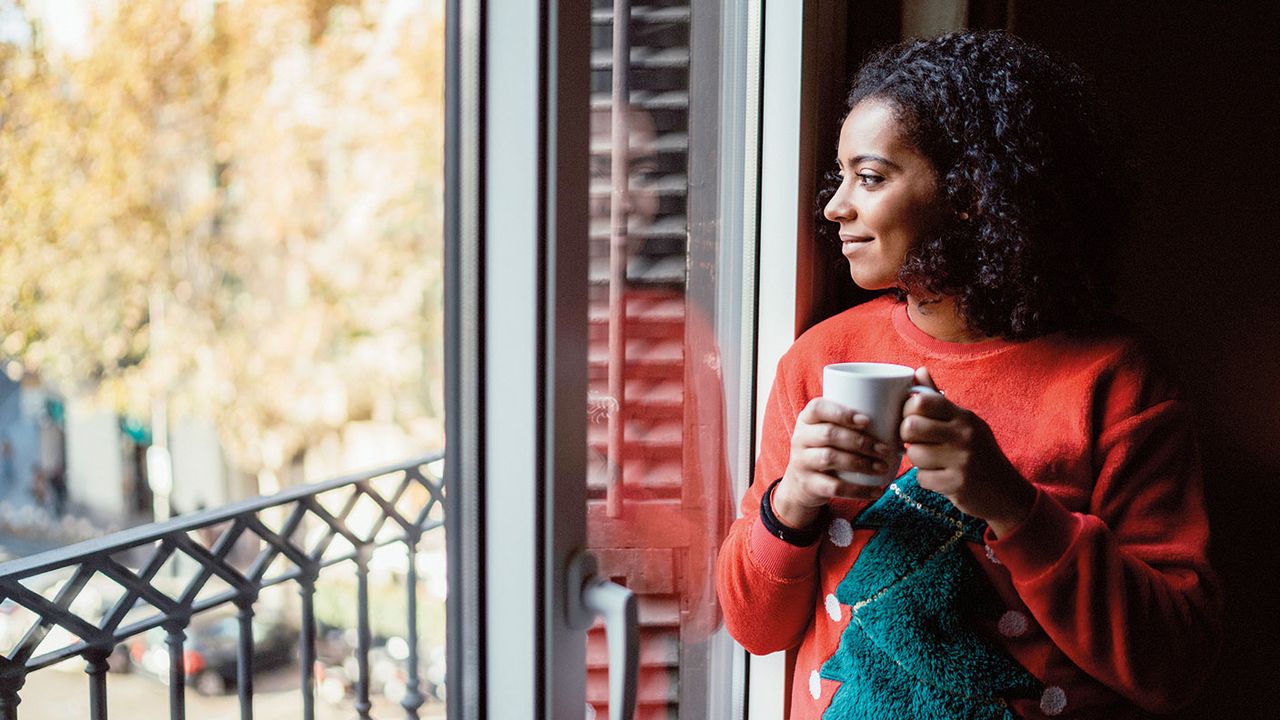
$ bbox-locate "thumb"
[914,366,939,391]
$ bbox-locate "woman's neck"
[905,294,989,344]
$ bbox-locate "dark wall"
[1011,3,1280,717]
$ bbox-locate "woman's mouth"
[840,235,873,248]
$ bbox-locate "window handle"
[567,549,638,720]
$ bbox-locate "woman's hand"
[900,367,1037,538]
[772,398,898,529]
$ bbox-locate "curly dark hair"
[835,30,1127,340]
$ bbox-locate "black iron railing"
[0,453,445,720]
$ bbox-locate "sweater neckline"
[889,300,1018,359]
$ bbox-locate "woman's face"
[823,99,948,291]
[590,107,660,227]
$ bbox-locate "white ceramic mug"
[822,362,942,486]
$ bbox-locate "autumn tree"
[0,0,445,486]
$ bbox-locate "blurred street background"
[0,0,449,713]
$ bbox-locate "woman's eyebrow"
[848,153,901,170]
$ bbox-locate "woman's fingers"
[913,366,938,390]
[797,397,869,428]
[904,441,959,472]
[903,389,957,420]
[783,396,897,509]
[796,445,889,476]
[797,397,893,454]
[899,413,958,444]
[795,420,889,457]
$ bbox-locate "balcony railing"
[0,453,445,720]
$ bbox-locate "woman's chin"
[846,266,896,292]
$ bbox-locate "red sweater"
[717,296,1220,718]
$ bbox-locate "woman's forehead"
[590,106,656,145]
[838,100,919,164]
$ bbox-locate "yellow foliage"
[1,0,446,476]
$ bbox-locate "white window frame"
[748,1,805,717]
[445,0,796,717]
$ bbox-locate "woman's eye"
[856,173,884,187]
[631,163,660,186]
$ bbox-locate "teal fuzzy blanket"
[819,468,1041,719]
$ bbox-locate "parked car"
[129,607,298,695]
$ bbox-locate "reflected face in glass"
[590,107,660,229]
[822,99,948,292]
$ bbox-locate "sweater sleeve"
[715,355,824,655]
[985,354,1222,713]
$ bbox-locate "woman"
[716,31,1220,719]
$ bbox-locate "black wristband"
[760,478,829,547]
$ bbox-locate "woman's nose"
[824,181,854,223]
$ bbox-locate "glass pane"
[585,1,745,717]
[2,0,446,717]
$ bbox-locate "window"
[444,0,761,716]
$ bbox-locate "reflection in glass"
[585,1,738,717]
